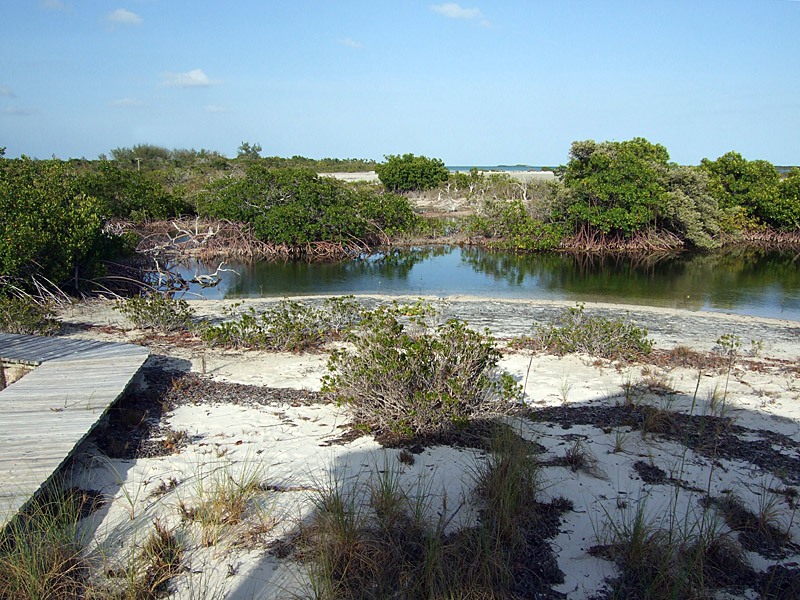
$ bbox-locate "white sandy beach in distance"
[53,296,800,599]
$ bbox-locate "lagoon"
[179,246,800,321]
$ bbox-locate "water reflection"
[180,246,800,321]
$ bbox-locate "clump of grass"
[0,293,59,335]
[297,426,569,599]
[114,294,194,333]
[178,460,272,547]
[199,296,360,351]
[323,302,521,440]
[710,493,792,556]
[513,303,653,361]
[593,498,750,599]
[0,488,90,600]
[110,519,183,600]
[640,405,678,439]
[561,438,604,478]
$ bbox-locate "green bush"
[78,161,187,222]
[113,294,194,333]
[323,302,521,438]
[557,138,672,237]
[0,158,120,290]
[516,304,652,360]
[700,151,783,229]
[0,294,59,335]
[199,296,360,352]
[468,199,565,251]
[197,166,418,251]
[375,153,449,193]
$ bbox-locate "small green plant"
[0,293,59,335]
[323,302,521,439]
[199,296,360,351]
[715,333,742,358]
[612,427,631,454]
[114,294,194,332]
[515,304,653,361]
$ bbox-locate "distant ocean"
[446,165,550,172]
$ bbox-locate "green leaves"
[0,158,118,290]
[323,302,521,439]
[375,154,449,193]
[197,165,418,252]
[560,138,672,237]
[516,303,653,361]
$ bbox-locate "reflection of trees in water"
[461,247,800,310]
[221,247,444,296]
[367,246,445,279]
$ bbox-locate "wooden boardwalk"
[0,333,149,525]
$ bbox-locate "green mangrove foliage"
[467,199,566,251]
[376,153,450,192]
[700,152,798,230]
[323,302,521,439]
[79,161,188,222]
[0,156,124,291]
[555,138,725,249]
[197,165,418,253]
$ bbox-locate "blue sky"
[1,1,799,165]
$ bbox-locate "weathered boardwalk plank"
[0,332,149,525]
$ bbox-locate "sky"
[1,1,799,166]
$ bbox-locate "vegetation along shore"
[2,138,800,300]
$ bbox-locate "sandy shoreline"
[44,297,800,598]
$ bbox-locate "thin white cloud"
[339,37,363,48]
[0,86,15,98]
[431,3,483,20]
[40,0,70,11]
[111,97,144,108]
[204,104,228,113]
[3,107,36,116]
[107,8,143,26]
[161,69,220,88]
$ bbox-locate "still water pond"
[182,246,800,321]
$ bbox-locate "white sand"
[55,297,800,599]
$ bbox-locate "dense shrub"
[0,294,59,335]
[78,161,187,222]
[375,153,449,192]
[113,294,194,332]
[323,302,521,438]
[468,199,565,251]
[553,138,740,248]
[556,138,672,237]
[199,296,360,352]
[515,304,653,360]
[0,157,121,290]
[197,166,418,252]
[700,151,784,229]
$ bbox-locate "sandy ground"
[49,297,800,599]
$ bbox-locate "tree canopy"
[375,154,449,192]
